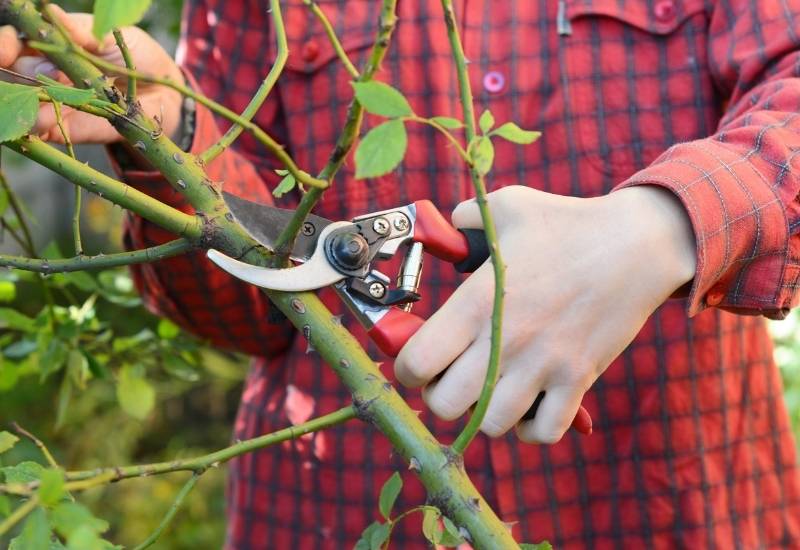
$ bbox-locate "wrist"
[607,185,697,297]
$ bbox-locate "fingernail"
[33,61,56,76]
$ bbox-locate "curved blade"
[223,191,332,262]
[206,222,351,291]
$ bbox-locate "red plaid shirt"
[120,0,800,547]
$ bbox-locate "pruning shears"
[208,192,592,435]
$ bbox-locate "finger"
[451,197,482,229]
[11,55,60,81]
[35,105,119,144]
[0,25,23,68]
[515,385,584,444]
[395,265,493,388]
[46,6,105,52]
[421,333,490,420]
[479,368,543,438]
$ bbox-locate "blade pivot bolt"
[369,282,387,299]
[372,217,390,235]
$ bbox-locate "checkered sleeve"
[118,0,295,358]
[615,0,800,319]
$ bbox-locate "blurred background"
[0,1,798,548]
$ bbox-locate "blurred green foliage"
[773,310,800,445]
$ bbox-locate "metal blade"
[222,191,332,262]
[207,221,353,291]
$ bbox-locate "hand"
[394,185,696,444]
[0,5,184,144]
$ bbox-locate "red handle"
[367,308,593,436]
[412,200,470,263]
[367,308,426,358]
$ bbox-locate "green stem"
[26,40,326,192]
[0,496,37,537]
[131,473,200,550]
[7,137,201,240]
[303,0,360,79]
[200,0,287,164]
[271,0,399,258]
[0,239,193,273]
[112,29,136,101]
[403,115,470,163]
[52,100,83,255]
[63,406,355,483]
[11,422,58,469]
[439,0,506,455]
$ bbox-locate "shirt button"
[302,40,320,63]
[706,288,725,306]
[483,71,506,94]
[654,0,677,22]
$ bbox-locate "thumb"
[46,6,107,52]
[451,198,482,229]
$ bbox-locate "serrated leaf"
[92,0,152,40]
[157,318,180,339]
[0,431,19,454]
[38,469,65,507]
[355,119,407,179]
[272,173,296,198]
[422,508,441,544]
[117,365,155,420]
[351,81,413,118]
[51,502,109,539]
[520,543,553,550]
[378,471,402,520]
[44,85,95,108]
[469,136,495,176]
[479,109,495,134]
[0,82,39,143]
[10,508,50,550]
[490,122,541,145]
[0,280,16,302]
[430,116,463,129]
[1,461,44,484]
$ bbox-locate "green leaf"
[0,430,19,454]
[1,461,44,484]
[117,365,155,420]
[0,280,16,302]
[0,494,9,517]
[0,82,39,143]
[0,361,20,391]
[40,338,69,380]
[272,173,296,198]
[163,354,199,382]
[490,122,541,145]
[354,119,408,179]
[10,508,51,550]
[44,85,95,108]
[51,502,109,540]
[0,308,36,331]
[520,543,553,550]
[378,471,402,520]
[157,318,180,339]
[38,469,65,507]
[67,349,90,390]
[57,271,97,293]
[354,521,390,550]
[92,0,152,40]
[439,516,464,547]
[469,136,495,176]
[479,109,495,134]
[4,339,37,359]
[422,508,442,544]
[351,81,413,118]
[82,350,110,380]
[430,116,463,129]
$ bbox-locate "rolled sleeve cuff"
[615,139,795,320]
